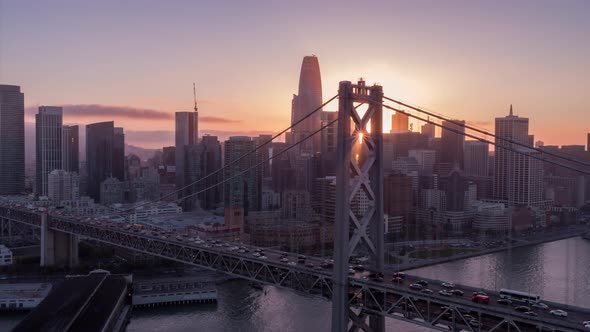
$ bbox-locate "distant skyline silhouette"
[1,1,589,148]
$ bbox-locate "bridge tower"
[332,80,385,332]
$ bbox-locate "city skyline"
[1,1,589,149]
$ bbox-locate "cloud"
[25,104,240,123]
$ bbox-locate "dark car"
[451,289,464,296]
[497,299,512,305]
[515,306,531,313]
[392,272,406,279]
[416,280,428,287]
[409,283,424,291]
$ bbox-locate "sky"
[1,0,589,149]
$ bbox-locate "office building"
[35,106,63,196]
[408,149,436,175]
[291,55,323,154]
[224,136,259,214]
[62,125,79,173]
[463,141,489,176]
[493,105,543,207]
[175,111,199,193]
[0,85,25,194]
[440,119,465,169]
[47,169,80,202]
[421,120,436,140]
[113,127,125,181]
[391,111,409,133]
[86,121,114,200]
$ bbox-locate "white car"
[439,290,452,297]
[441,282,455,288]
[584,321,590,325]
[584,324,590,330]
[287,261,297,266]
[280,258,289,263]
[550,309,568,317]
[252,252,261,257]
[259,256,268,260]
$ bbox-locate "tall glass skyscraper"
[36,106,63,196]
[86,121,114,200]
[0,85,25,194]
[291,55,323,154]
[175,111,199,202]
[62,125,79,173]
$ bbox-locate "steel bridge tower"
[332,80,385,332]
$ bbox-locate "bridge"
[3,80,590,331]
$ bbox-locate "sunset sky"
[1,0,589,148]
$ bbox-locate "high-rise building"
[62,125,79,173]
[463,141,489,177]
[35,106,63,196]
[493,105,543,207]
[175,111,199,196]
[291,55,322,154]
[0,85,25,194]
[224,136,259,214]
[421,120,436,140]
[199,135,222,209]
[408,149,436,175]
[383,173,414,225]
[113,127,125,181]
[86,121,114,200]
[320,111,338,156]
[391,132,430,158]
[47,169,80,201]
[440,119,465,169]
[391,111,409,133]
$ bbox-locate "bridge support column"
[332,81,384,332]
[40,214,79,268]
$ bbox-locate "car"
[238,249,246,253]
[441,282,455,288]
[583,321,590,325]
[472,294,490,304]
[409,283,424,291]
[439,290,452,297]
[252,252,261,257]
[515,306,531,313]
[305,263,314,268]
[584,324,590,330]
[353,265,365,271]
[550,309,568,317]
[472,290,487,297]
[391,277,404,284]
[416,280,428,287]
[531,302,548,310]
[524,311,538,317]
[497,299,512,305]
[280,258,289,263]
[451,289,464,296]
[392,272,406,279]
[348,269,355,275]
[421,288,433,294]
[259,256,268,260]
[287,261,297,266]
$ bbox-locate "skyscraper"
[35,106,63,196]
[224,136,259,214]
[391,111,409,133]
[291,55,322,154]
[62,125,79,173]
[86,121,114,200]
[440,119,466,168]
[175,111,199,192]
[0,85,25,194]
[493,105,543,206]
[113,127,125,181]
[463,140,489,177]
[421,120,436,140]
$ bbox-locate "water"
[2,237,589,331]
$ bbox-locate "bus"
[499,289,540,303]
